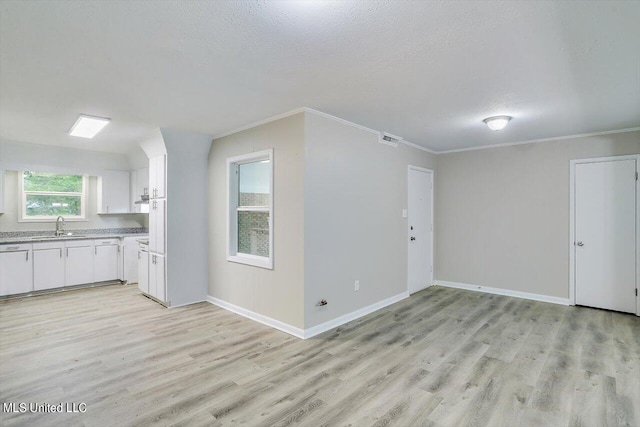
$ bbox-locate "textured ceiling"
[1,0,639,154]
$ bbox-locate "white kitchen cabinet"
[149,155,166,199]
[33,242,65,291]
[149,253,165,302]
[0,244,33,296]
[65,241,94,286]
[122,237,140,283]
[98,170,130,214]
[94,239,119,282]
[130,168,150,213]
[149,199,166,255]
[138,250,149,294]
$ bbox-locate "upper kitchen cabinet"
[149,155,166,199]
[130,167,149,213]
[97,170,130,214]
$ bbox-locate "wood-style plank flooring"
[0,284,638,427]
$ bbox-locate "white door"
[575,158,636,313]
[34,248,65,291]
[408,167,433,294]
[94,244,119,282]
[0,248,33,296]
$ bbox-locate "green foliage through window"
[22,171,85,219]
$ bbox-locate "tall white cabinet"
[144,154,168,304]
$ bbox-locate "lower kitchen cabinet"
[0,244,33,296]
[33,242,65,291]
[149,253,165,302]
[94,239,119,282]
[65,241,94,286]
[138,250,149,294]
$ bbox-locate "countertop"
[0,233,149,245]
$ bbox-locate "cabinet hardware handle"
[66,248,69,257]
[26,251,29,261]
[95,247,97,255]
[60,248,62,258]
[6,246,19,250]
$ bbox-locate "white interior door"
[574,158,637,313]
[408,167,433,294]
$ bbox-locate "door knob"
[576,241,584,246]
[410,236,416,241]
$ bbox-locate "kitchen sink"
[28,234,88,240]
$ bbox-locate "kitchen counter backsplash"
[0,227,148,239]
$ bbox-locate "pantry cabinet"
[149,155,166,199]
[149,253,165,302]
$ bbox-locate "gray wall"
[207,114,305,329]
[435,130,640,299]
[304,112,436,329]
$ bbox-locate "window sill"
[227,254,273,270]
[18,218,88,223]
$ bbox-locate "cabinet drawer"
[0,243,32,252]
[33,241,64,250]
[65,240,94,248]
[94,238,119,246]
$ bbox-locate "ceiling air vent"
[379,132,403,148]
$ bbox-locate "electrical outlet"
[354,280,360,291]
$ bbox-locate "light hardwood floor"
[0,284,638,427]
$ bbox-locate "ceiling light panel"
[69,114,110,138]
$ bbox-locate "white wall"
[161,128,212,307]
[208,113,305,329]
[304,112,436,329]
[435,130,640,299]
[0,139,147,232]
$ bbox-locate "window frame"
[226,149,274,269]
[18,171,88,222]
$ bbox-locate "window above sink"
[19,171,88,222]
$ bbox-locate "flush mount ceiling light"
[69,114,110,138]
[483,116,512,131]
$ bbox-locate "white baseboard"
[206,296,305,339]
[435,280,570,306]
[303,291,410,339]
[206,291,410,340]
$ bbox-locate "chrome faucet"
[55,216,66,236]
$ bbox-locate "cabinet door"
[149,199,166,254]
[154,254,166,302]
[34,248,65,291]
[137,167,149,200]
[0,250,33,296]
[99,170,130,213]
[123,240,139,283]
[94,244,119,282]
[149,254,157,298]
[138,251,149,294]
[150,155,166,199]
[66,246,94,286]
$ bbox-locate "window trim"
[18,171,88,222]
[226,149,274,269]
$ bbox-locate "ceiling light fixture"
[69,114,110,138]
[483,116,512,131]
